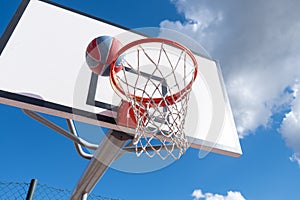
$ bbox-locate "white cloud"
[160,1,300,139]
[280,82,300,167]
[191,189,246,200]
[289,153,300,167]
[160,3,222,54]
[192,189,205,200]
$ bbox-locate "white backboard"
[0,0,242,157]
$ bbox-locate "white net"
[111,39,197,159]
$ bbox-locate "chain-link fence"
[0,180,119,200]
[0,181,29,200]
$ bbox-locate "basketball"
[86,36,122,76]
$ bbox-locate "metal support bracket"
[66,118,93,159]
[22,109,98,159]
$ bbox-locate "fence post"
[26,179,38,200]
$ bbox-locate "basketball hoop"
[110,38,198,160]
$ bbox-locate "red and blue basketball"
[86,36,122,76]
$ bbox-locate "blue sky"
[1,0,300,200]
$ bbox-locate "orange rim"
[110,38,198,107]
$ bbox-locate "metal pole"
[26,179,38,200]
[70,130,132,200]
